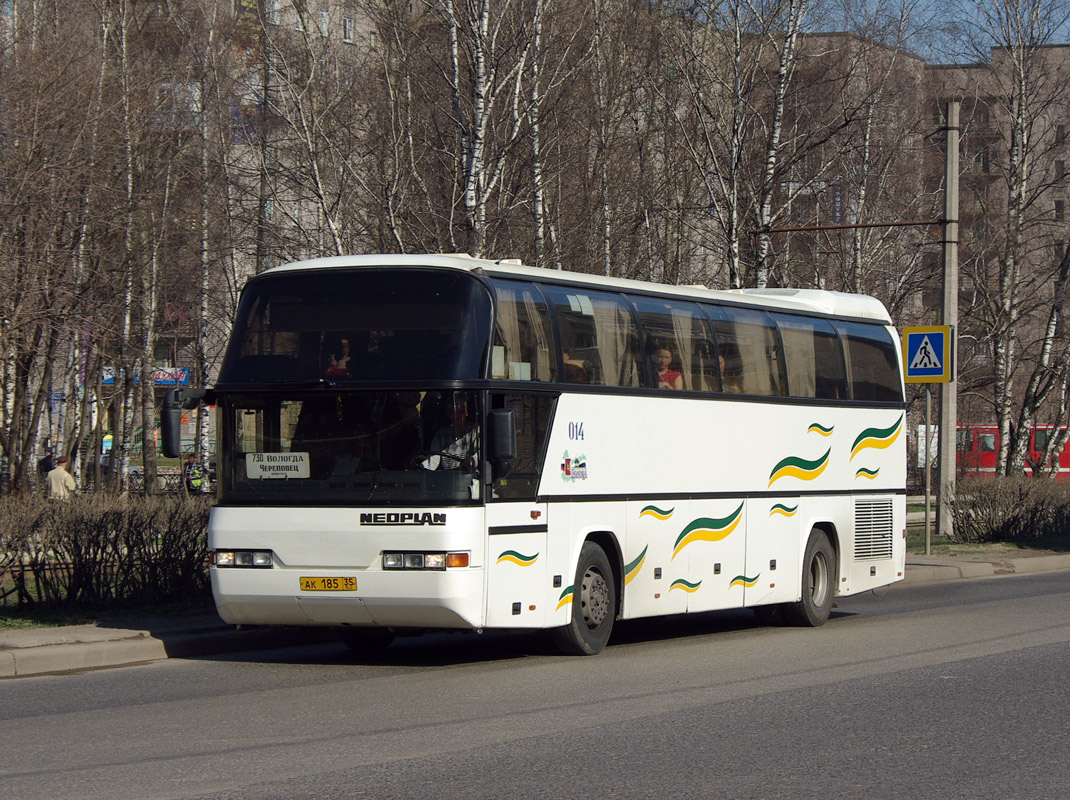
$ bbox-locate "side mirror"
[487,408,517,480]
[160,388,210,459]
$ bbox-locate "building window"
[267,0,279,25]
[319,10,328,36]
[1056,200,1065,222]
[1058,161,1066,181]
[342,16,353,42]
[1059,125,1067,145]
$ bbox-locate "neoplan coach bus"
[162,254,907,656]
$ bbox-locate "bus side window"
[833,321,904,402]
[629,295,716,391]
[489,280,556,382]
[706,306,786,397]
[543,286,641,388]
[776,314,847,400]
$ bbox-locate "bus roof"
[263,254,893,324]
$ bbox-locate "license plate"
[299,576,356,591]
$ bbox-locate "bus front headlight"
[382,552,467,570]
[212,550,274,568]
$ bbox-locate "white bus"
[162,254,906,655]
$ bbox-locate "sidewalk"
[0,614,336,679]
[3,551,1069,679]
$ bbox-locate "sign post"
[903,325,953,555]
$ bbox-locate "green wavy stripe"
[624,545,648,585]
[669,578,702,593]
[496,550,538,566]
[850,415,904,460]
[729,574,760,588]
[640,505,675,520]
[855,467,880,480]
[808,422,834,437]
[671,502,744,559]
[556,584,574,610]
[768,449,831,487]
[769,503,799,517]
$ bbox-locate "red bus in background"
[955,424,1070,479]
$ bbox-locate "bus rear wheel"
[551,542,616,656]
[783,529,836,627]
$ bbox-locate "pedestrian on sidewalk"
[47,455,77,500]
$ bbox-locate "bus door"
[485,502,549,628]
[484,393,554,628]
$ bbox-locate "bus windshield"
[218,390,483,505]
[219,269,493,384]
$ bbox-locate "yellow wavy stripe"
[496,554,536,566]
[729,577,759,588]
[808,425,834,437]
[671,516,742,559]
[769,507,798,518]
[856,468,880,480]
[768,458,829,487]
[624,555,646,586]
[850,426,901,460]
[670,582,702,594]
[639,509,673,520]
[555,593,573,611]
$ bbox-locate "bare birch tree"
[950,0,1070,475]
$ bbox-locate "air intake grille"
[854,499,894,560]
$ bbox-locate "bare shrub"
[0,494,211,609]
[950,478,1070,543]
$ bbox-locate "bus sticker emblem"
[560,451,588,482]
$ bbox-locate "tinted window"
[490,393,554,500]
[221,270,492,383]
[833,321,903,402]
[776,314,848,400]
[219,390,482,505]
[630,296,718,391]
[542,286,641,387]
[490,281,556,382]
[706,306,786,396]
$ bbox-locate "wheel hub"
[580,568,610,629]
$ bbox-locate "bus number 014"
[568,422,585,441]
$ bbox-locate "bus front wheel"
[784,529,836,627]
[552,542,616,656]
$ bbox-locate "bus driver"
[421,393,479,471]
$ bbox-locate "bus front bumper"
[211,566,486,630]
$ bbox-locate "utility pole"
[937,100,960,539]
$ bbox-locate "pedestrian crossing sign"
[902,325,953,383]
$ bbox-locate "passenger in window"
[562,347,592,384]
[324,336,352,377]
[649,340,683,389]
[719,353,743,393]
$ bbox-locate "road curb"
[0,625,337,679]
[904,553,1070,585]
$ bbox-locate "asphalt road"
[4,571,1070,800]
